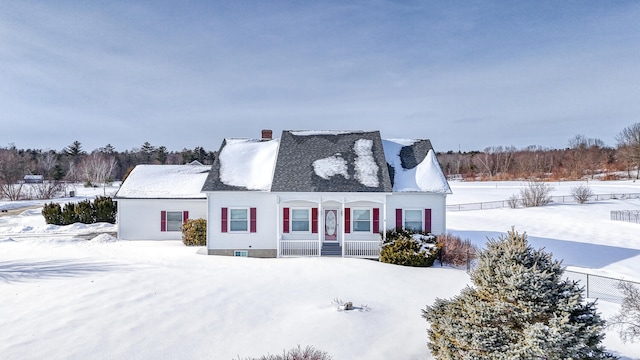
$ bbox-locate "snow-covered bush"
[572,183,594,204]
[520,180,553,207]
[181,218,207,246]
[436,233,477,267]
[380,228,440,267]
[423,227,614,359]
[240,345,332,360]
[507,194,520,208]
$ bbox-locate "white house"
[114,164,210,240]
[201,130,451,258]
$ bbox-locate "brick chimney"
[261,129,273,140]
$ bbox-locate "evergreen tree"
[422,228,615,359]
[140,142,155,163]
[156,145,168,164]
[63,141,85,157]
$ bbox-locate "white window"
[353,209,371,232]
[230,208,248,232]
[404,209,423,231]
[166,211,183,232]
[234,250,248,257]
[291,209,310,232]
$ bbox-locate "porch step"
[321,243,343,257]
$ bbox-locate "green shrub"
[181,218,207,246]
[380,228,440,267]
[75,199,94,224]
[94,196,117,224]
[61,202,78,225]
[42,202,63,225]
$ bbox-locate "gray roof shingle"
[270,130,393,192]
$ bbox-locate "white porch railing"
[344,240,380,259]
[279,240,320,257]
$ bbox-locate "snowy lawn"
[1,181,640,359]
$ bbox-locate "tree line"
[436,123,640,181]
[0,140,216,200]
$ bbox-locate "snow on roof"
[115,164,211,199]
[354,139,379,187]
[383,139,452,193]
[218,138,279,191]
[313,155,349,180]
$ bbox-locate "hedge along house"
[201,130,451,258]
[114,164,210,240]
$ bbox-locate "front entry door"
[324,209,338,241]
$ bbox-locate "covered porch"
[276,193,388,259]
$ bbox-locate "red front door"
[324,209,338,241]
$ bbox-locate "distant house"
[114,164,210,240]
[23,175,44,184]
[202,130,451,258]
[115,130,451,258]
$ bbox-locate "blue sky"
[1,1,639,152]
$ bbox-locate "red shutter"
[311,208,318,234]
[344,207,351,233]
[283,207,290,233]
[183,211,189,224]
[160,211,167,232]
[395,208,403,229]
[425,209,432,233]
[221,207,228,233]
[250,207,257,233]
[373,208,380,233]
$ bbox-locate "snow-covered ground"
[1,181,639,359]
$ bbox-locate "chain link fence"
[447,193,640,211]
[565,270,640,304]
[611,210,640,224]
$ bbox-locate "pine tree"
[422,228,615,359]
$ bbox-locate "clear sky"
[1,1,639,153]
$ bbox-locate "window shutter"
[221,207,228,233]
[283,207,290,233]
[183,211,189,224]
[250,207,257,233]
[395,208,403,229]
[344,207,351,233]
[311,208,318,234]
[373,208,380,233]
[160,211,167,232]
[425,209,432,233]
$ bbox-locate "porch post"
[341,198,346,257]
[382,199,387,243]
[276,196,280,258]
[318,196,322,256]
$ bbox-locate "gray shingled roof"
[270,130,393,192]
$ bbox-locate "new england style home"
[115,130,451,258]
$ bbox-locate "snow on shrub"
[380,228,440,267]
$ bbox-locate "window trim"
[403,209,424,232]
[228,207,250,233]
[351,208,372,233]
[290,207,311,233]
[161,210,188,232]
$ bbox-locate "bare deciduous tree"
[616,123,640,180]
[609,281,640,343]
